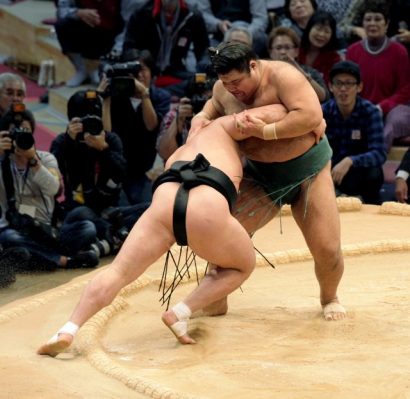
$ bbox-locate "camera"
[101,59,141,97]
[81,115,103,136]
[187,73,216,114]
[8,127,34,151]
[3,103,35,151]
[103,61,141,78]
[77,115,103,141]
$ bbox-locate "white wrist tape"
[262,122,278,140]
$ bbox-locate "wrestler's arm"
[227,104,288,141]
[189,82,225,135]
[241,63,324,141]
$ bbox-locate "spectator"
[340,0,410,50]
[297,10,341,85]
[0,106,99,270]
[276,0,317,37]
[224,25,253,47]
[268,26,328,102]
[51,90,148,258]
[323,60,386,204]
[156,74,215,161]
[194,0,268,56]
[395,148,410,203]
[123,0,209,97]
[315,0,353,48]
[0,73,26,120]
[346,1,410,151]
[110,0,151,56]
[98,49,171,204]
[55,0,124,87]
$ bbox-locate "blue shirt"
[322,96,386,168]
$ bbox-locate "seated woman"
[37,103,287,357]
[297,10,341,85]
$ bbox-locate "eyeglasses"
[332,80,358,88]
[2,89,25,97]
[270,45,296,51]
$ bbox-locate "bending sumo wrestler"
[37,104,288,357]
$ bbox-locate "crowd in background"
[0,0,409,286]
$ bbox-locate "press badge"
[19,204,36,218]
[351,129,361,140]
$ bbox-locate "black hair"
[360,0,390,22]
[0,107,36,132]
[300,10,339,51]
[329,60,361,83]
[208,42,258,75]
[284,0,317,19]
[67,90,102,120]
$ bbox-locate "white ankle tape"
[172,302,192,321]
[58,321,79,337]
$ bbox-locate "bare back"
[212,60,322,162]
[166,113,243,189]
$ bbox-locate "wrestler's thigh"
[291,162,341,258]
[113,189,176,279]
[187,191,256,271]
[233,178,279,234]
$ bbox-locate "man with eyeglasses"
[322,60,386,204]
[0,73,26,121]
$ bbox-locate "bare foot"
[37,333,73,357]
[161,310,196,344]
[322,301,346,321]
[202,297,228,317]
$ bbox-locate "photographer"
[0,73,26,121]
[98,49,171,205]
[0,105,99,272]
[156,74,215,161]
[51,89,147,258]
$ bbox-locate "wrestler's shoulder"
[261,59,302,77]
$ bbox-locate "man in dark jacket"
[123,0,209,96]
[51,90,148,257]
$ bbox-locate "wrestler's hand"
[235,111,265,138]
[331,157,352,185]
[312,118,326,144]
[395,177,408,203]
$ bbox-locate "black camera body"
[102,61,141,97]
[103,61,141,78]
[186,73,216,114]
[3,103,35,152]
[77,115,103,141]
[8,127,35,151]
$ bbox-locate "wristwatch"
[28,157,39,168]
